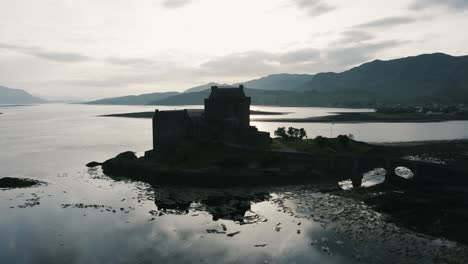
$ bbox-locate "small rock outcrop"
[0,177,42,189]
[86,161,102,168]
[102,151,138,176]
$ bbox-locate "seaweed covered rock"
[102,151,139,176]
[115,151,138,160]
[86,161,102,168]
[0,177,42,189]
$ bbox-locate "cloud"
[333,30,375,45]
[199,51,278,76]
[199,40,404,77]
[325,40,406,69]
[410,0,468,11]
[105,57,160,67]
[30,38,405,96]
[162,0,192,9]
[55,74,163,87]
[0,42,91,63]
[355,17,417,29]
[292,0,335,17]
[46,59,196,88]
[278,48,321,64]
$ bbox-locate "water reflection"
[0,182,358,264]
[2,170,468,263]
[153,188,270,222]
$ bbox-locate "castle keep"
[152,85,270,150]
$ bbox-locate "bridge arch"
[384,159,420,183]
[394,166,414,180]
[361,168,386,187]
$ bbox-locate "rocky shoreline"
[93,150,468,245]
[88,150,335,187]
[331,180,468,246]
[89,139,468,246]
[0,177,43,189]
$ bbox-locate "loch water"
[1,104,468,264]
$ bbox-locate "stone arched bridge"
[318,154,467,188]
[270,150,468,188]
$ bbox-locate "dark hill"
[0,86,45,104]
[183,82,231,93]
[296,53,468,103]
[84,91,178,105]
[148,88,379,107]
[86,53,468,107]
[239,73,314,91]
[182,75,313,93]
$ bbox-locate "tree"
[314,136,327,147]
[299,128,307,139]
[337,134,350,147]
[287,127,297,139]
[276,126,307,140]
[274,127,288,139]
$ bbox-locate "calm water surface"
[1,104,467,264]
[249,106,468,142]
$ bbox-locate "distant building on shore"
[153,85,271,151]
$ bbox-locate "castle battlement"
[152,85,270,151]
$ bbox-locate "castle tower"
[204,85,250,130]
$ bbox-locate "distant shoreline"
[100,110,288,118]
[252,112,468,123]
[0,104,37,107]
[101,111,468,123]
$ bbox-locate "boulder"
[86,161,102,168]
[0,177,42,188]
[101,151,138,176]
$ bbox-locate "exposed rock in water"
[254,244,267,247]
[227,231,241,237]
[101,151,138,176]
[86,161,102,168]
[115,151,138,160]
[0,177,42,189]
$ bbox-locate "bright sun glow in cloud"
[0,0,467,100]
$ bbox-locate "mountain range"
[82,53,468,107]
[239,73,314,91]
[295,53,468,100]
[0,86,45,105]
[83,91,178,105]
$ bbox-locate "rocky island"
[93,85,312,186]
[93,85,468,188]
[89,85,468,246]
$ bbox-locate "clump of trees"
[314,135,328,147]
[336,134,351,147]
[314,134,354,148]
[274,127,307,140]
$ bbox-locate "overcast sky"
[1,0,467,100]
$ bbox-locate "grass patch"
[272,136,375,155]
